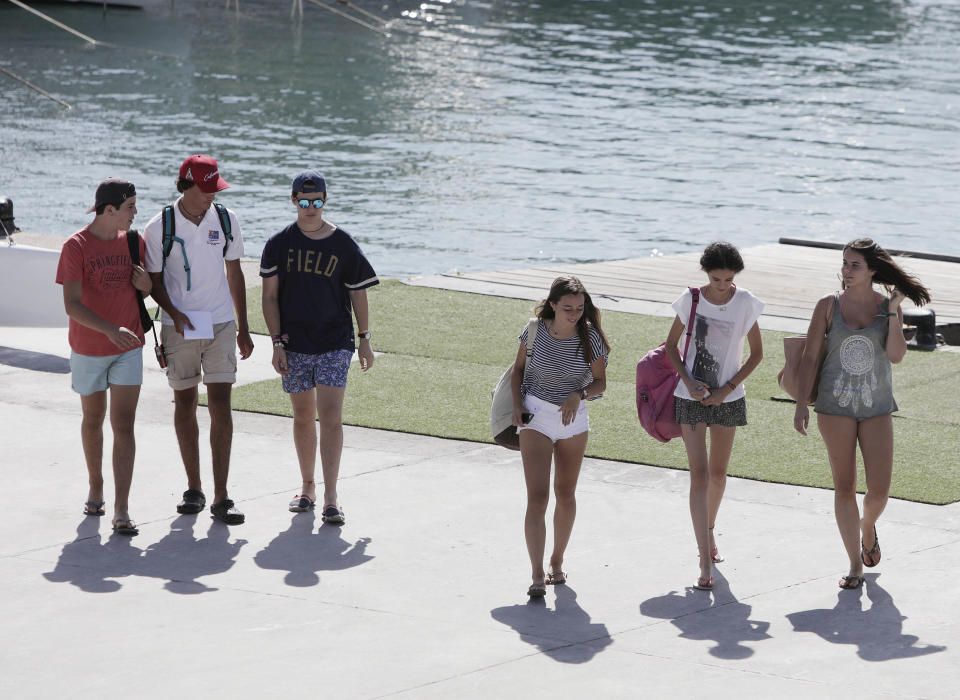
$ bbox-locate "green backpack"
[160,202,233,291]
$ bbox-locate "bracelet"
[271,333,289,348]
[726,381,737,391]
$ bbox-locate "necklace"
[300,221,327,235]
[549,321,573,339]
[179,201,204,222]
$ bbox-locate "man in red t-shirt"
[55,178,152,536]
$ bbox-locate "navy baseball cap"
[87,178,136,213]
[291,170,326,195]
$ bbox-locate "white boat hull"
[0,245,67,328]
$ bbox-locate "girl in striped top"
[510,276,610,598]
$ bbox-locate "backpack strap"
[126,230,157,344]
[161,205,176,261]
[160,204,193,291]
[525,317,538,359]
[680,287,700,363]
[214,202,232,257]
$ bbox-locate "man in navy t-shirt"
[260,170,378,524]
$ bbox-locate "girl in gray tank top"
[815,293,898,419]
[792,238,931,592]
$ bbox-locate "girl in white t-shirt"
[665,242,765,591]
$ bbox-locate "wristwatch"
[358,330,372,340]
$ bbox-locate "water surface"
[2,0,958,276]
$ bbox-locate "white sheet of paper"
[182,310,214,340]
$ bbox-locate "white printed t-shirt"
[671,286,765,402]
[143,199,244,326]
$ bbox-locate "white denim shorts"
[518,393,589,444]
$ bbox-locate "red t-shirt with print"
[55,228,146,356]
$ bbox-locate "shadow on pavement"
[139,515,247,593]
[254,512,374,586]
[0,346,69,374]
[490,584,613,663]
[786,573,947,661]
[639,570,772,659]
[42,516,142,593]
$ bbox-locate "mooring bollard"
[0,197,18,238]
[903,307,939,350]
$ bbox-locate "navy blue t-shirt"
[259,224,379,354]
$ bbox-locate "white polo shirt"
[143,199,244,325]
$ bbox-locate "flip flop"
[545,571,567,585]
[83,500,105,516]
[693,576,714,591]
[839,575,864,589]
[112,518,139,536]
[709,527,724,563]
[288,495,316,513]
[321,504,345,525]
[861,526,881,568]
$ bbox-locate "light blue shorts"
[70,348,143,396]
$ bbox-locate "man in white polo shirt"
[144,154,254,525]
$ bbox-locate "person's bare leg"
[858,415,893,566]
[315,385,346,507]
[706,425,737,560]
[173,386,202,492]
[290,389,318,501]
[818,413,863,582]
[520,429,554,587]
[549,431,588,578]
[206,383,233,504]
[108,385,141,521]
[681,422,711,583]
[80,391,107,509]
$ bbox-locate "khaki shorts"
[161,321,237,390]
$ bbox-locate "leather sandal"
[839,575,864,589]
[861,526,881,567]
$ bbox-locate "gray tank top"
[815,293,898,419]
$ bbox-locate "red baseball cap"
[179,154,230,193]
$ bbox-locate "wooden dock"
[406,243,960,334]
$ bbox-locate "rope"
[335,0,388,27]
[0,65,72,109]
[5,0,99,45]
[305,0,390,36]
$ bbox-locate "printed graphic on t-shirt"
[690,313,733,388]
[832,334,879,410]
[286,248,339,277]
[91,254,132,289]
[207,229,221,245]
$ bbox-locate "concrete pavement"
[1,326,958,699]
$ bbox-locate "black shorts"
[675,397,747,427]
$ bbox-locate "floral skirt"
[674,397,747,427]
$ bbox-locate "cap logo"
[184,168,193,180]
[204,170,219,182]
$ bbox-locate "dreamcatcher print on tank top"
[833,334,878,411]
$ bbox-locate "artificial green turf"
[233,281,960,504]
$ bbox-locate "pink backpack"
[636,288,700,442]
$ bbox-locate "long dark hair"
[844,238,931,306]
[536,276,610,363]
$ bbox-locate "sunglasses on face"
[297,198,325,209]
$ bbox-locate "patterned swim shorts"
[675,396,747,427]
[282,349,354,393]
